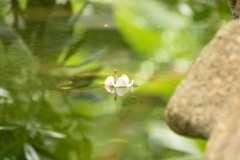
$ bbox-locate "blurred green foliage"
[0,0,232,159]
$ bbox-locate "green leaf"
[0,126,18,130]
[24,143,40,160]
[38,130,66,139]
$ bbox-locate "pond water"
[0,0,232,160]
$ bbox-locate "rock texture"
[165,2,240,159]
[205,98,240,160]
[165,20,240,139]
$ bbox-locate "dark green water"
[0,0,232,159]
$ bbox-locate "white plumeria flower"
[104,70,135,100]
[104,70,134,88]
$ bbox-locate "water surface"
[1,0,231,159]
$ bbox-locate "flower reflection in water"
[104,70,134,100]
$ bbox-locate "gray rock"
[205,94,240,160]
[165,20,240,139]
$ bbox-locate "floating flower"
[104,70,134,88]
[104,70,135,100]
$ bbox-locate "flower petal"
[104,76,115,86]
[116,87,129,96]
[115,76,128,87]
[127,80,134,87]
[120,74,129,84]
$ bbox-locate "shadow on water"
[0,0,215,159]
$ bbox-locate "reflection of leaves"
[24,143,40,160]
[0,141,22,159]
[63,46,107,69]
[0,126,18,130]
[7,38,39,68]
[69,92,105,102]
[34,100,61,125]
[68,1,89,27]
[53,134,85,160]
[80,137,92,160]
[38,130,66,139]
[0,38,6,67]
[0,16,19,41]
[0,124,66,159]
[114,0,188,55]
[33,146,55,160]
[70,72,99,89]
[147,121,202,156]
[77,46,107,67]
[41,1,72,58]
[72,79,92,88]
